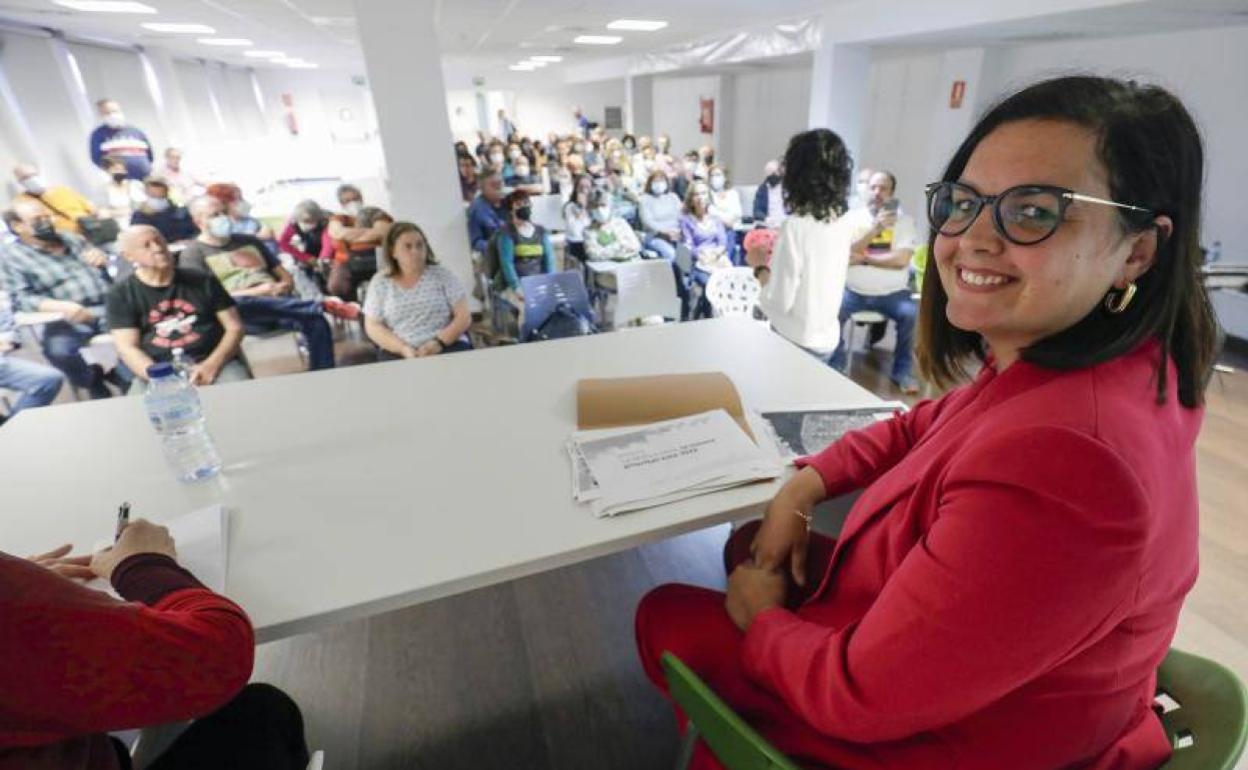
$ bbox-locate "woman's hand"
[416,340,441,357]
[400,345,420,359]
[725,563,787,632]
[90,519,177,583]
[27,544,95,581]
[751,467,826,587]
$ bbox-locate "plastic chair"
[1155,648,1248,770]
[661,652,802,770]
[704,267,761,319]
[306,749,325,770]
[529,194,566,233]
[613,259,681,327]
[733,185,759,221]
[838,309,887,376]
[519,270,596,340]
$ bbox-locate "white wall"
[861,25,1248,254]
[729,65,811,185]
[652,74,721,164]
[512,79,627,140]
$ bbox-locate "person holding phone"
[1,517,310,769]
[830,169,922,394]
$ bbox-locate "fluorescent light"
[244,50,286,58]
[55,0,155,11]
[197,38,253,46]
[574,35,622,45]
[141,22,215,33]
[509,63,537,71]
[528,60,549,67]
[607,19,668,32]
[530,55,563,63]
[285,61,318,69]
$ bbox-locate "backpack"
[528,301,595,342]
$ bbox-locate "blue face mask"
[207,215,232,239]
[591,207,611,223]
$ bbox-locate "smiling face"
[933,119,1157,362]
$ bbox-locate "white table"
[1,318,881,643]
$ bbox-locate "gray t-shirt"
[363,265,466,348]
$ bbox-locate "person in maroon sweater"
[0,520,309,770]
[637,76,1219,769]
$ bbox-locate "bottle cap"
[146,362,177,379]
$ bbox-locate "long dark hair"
[781,128,852,222]
[918,75,1218,408]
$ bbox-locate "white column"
[807,38,872,168]
[143,45,200,149]
[353,0,472,299]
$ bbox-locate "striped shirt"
[0,234,111,312]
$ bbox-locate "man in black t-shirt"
[107,225,248,390]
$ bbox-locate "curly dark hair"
[781,128,852,222]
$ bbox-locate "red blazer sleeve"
[800,393,951,498]
[741,425,1150,742]
[0,556,254,744]
[277,221,314,264]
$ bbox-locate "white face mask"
[514,167,530,178]
[146,196,170,212]
[207,214,232,239]
[591,206,611,223]
[489,153,505,165]
[651,182,668,196]
[20,176,47,195]
[103,111,125,129]
[343,200,362,217]
[709,174,725,192]
[235,200,252,217]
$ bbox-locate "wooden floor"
[242,334,1248,770]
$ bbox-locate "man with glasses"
[830,170,921,394]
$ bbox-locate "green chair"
[661,652,803,770]
[1156,648,1248,770]
[663,648,1247,770]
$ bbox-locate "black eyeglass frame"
[925,181,1155,246]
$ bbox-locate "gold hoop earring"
[1104,282,1137,314]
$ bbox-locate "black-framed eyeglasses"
[925,181,1154,246]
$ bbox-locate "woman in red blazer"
[636,76,1219,770]
[0,519,309,770]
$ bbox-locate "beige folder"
[576,372,754,441]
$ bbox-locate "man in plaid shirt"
[1,199,124,398]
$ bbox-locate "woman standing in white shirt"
[751,129,853,359]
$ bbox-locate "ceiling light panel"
[54,1,156,12]
[141,23,215,33]
[197,38,254,46]
[606,19,668,32]
[244,50,286,58]
[531,55,563,63]
[574,35,622,45]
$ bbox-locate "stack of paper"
[568,409,781,517]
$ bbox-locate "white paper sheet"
[89,505,229,595]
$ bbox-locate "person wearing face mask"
[493,190,556,313]
[640,170,692,319]
[11,163,98,237]
[583,189,641,263]
[181,196,357,371]
[278,199,331,292]
[467,169,508,256]
[130,177,198,245]
[0,199,123,398]
[205,183,273,241]
[503,155,543,196]
[154,146,207,205]
[752,159,789,227]
[99,157,146,226]
[326,184,390,298]
[707,164,743,231]
[485,140,509,174]
[681,180,734,319]
[89,99,153,180]
[560,173,594,263]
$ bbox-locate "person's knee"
[35,369,66,396]
[230,683,305,732]
[723,520,762,574]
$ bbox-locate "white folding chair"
[307,749,325,770]
[704,267,761,319]
[529,194,566,233]
[613,260,681,327]
[841,310,887,376]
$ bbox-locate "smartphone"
[881,198,900,214]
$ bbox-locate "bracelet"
[793,508,813,530]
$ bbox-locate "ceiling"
[0,0,829,74]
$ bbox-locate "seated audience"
[639,75,1212,770]
[681,179,734,281]
[155,146,207,204]
[108,225,249,390]
[584,189,641,262]
[364,221,472,360]
[504,155,544,195]
[278,199,331,289]
[207,183,274,241]
[708,164,743,230]
[696,145,715,179]
[0,199,121,398]
[562,174,593,262]
[458,153,480,203]
[12,164,97,237]
[100,156,145,226]
[327,205,392,301]
[130,176,198,245]
[467,169,507,255]
[494,190,556,311]
[752,130,852,358]
[672,152,700,202]
[181,196,353,371]
[753,159,788,227]
[829,170,921,394]
[0,299,64,425]
[640,170,692,319]
[2,519,310,768]
[485,140,507,172]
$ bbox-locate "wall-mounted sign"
[950,80,967,109]
[699,97,714,134]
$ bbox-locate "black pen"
[114,502,130,543]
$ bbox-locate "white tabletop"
[1,318,881,643]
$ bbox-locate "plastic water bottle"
[143,362,222,482]
[171,347,190,379]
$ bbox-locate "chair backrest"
[661,653,802,770]
[306,750,325,770]
[1155,648,1248,770]
[529,194,566,232]
[613,260,681,325]
[704,267,761,318]
[519,270,595,339]
[734,185,758,217]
